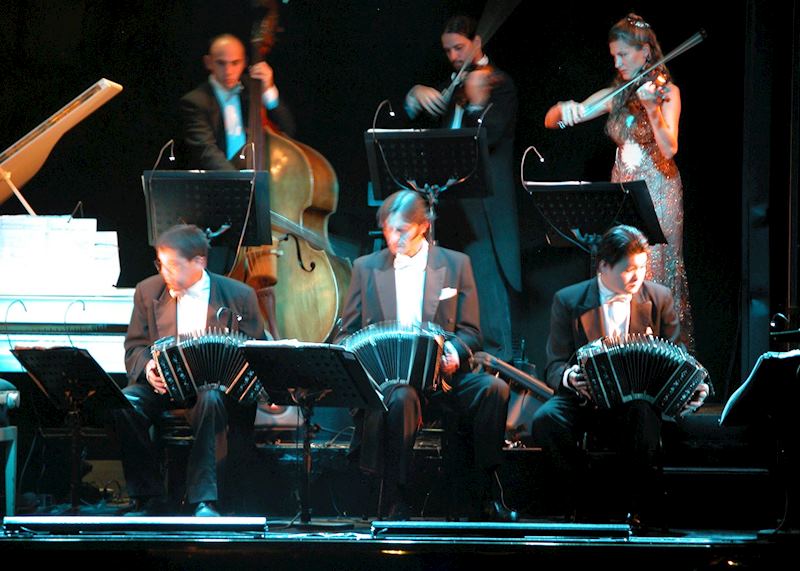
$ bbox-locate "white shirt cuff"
[443,340,460,369]
[262,86,280,110]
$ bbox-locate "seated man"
[114,224,265,516]
[531,225,709,525]
[339,190,514,521]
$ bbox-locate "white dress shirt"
[394,240,428,325]
[597,275,632,338]
[209,75,281,161]
[173,270,211,335]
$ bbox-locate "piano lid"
[0,78,123,206]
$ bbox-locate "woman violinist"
[544,13,693,345]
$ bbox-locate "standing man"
[115,224,265,516]
[180,33,295,170]
[531,225,709,526]
[340,190,514,521]
[404,15,520,362]
[179,33,291,337]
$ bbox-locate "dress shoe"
[122,497,171,517]
[194,501,220,517]
[471,500,518,522]
[385,500,411,521]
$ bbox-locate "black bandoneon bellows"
[576,334,708,419]
[341,321,444,392]
[151,328,263,405]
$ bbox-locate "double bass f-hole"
[278,233,316,273]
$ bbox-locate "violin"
[560,29,706,128]
[580,30,706,120]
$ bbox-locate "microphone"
[151,139,175,171]
[372,99,395,133]
[475,102,494,128]
[216,306,243,332]
[239,142,256,169]
[147,139,176,199]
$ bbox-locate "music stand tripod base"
[244,340,385,529]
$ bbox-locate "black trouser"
[113,384,255,505]
[362,372,509,510]
[531,389,662,516]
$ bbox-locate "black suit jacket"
[124,271,265,386]
[179,77,296,170]
[409,65,520,291]
[339,245,482,367]
[544,278,680,391]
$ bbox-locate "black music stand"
[243,340,385,528]
[10,346,131,513]
[142,170,271,247]
[364,128,492,241]
[720,350,800,534]
[524,180,666,272]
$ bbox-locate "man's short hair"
[156,224,209,260]
[442,14,478,39]
[376,190,431,228]
[597,225,649,267]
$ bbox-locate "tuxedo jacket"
[124,272,264,386]
[179,78,296,171]
[544,278,680,391]
[339,245,482,368]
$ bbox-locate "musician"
[114,224,265,516]
[404,14,520,362]
[531,225,709,526]
[180,33,295,170]
[339,190,514,521]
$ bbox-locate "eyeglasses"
[154,258,186,273]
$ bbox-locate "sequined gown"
[605,96,694,346]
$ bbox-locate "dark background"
[1,0,787,402]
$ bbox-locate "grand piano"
[0,78,132,377]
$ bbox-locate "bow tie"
[170,288,200,301]
[394,253,422,270]
[603,293,632,305]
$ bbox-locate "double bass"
[231,2,350,343]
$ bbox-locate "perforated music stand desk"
[11,346,131,512]
[142,170,271,246]
[365,128,492,239]
[524,180,666,260]
[243,340,385,527]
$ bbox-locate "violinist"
[544,14,693,346]
[180,33,295,171]
[404,15,521,364]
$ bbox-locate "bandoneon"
[151,328,264,405]
[576,333,708,419]
[341,321,444,392]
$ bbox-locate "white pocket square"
[439,287,457,300]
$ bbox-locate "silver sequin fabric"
[606,96,694,347]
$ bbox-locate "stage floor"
[1,514,796,570]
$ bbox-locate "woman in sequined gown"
[544,13,693,344]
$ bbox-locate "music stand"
[10,346,131,513]
[243,340,385,528]
[141,170,271,247]
[364,128,492,241]
[720,350,800,534]
[524,180,666,272]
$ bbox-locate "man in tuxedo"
[531,225,709,524]
[115,224,265,516]
[340,190,514,521]
[180,33,295,170]
[403,15,520,362]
